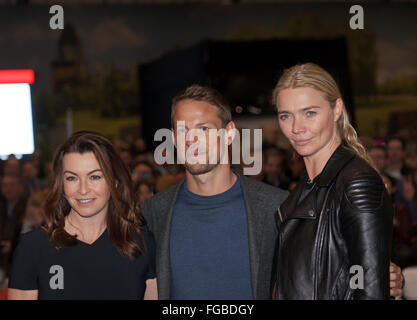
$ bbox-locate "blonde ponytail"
[338,108,378,171]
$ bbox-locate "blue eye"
[65,176,76,181]
[279,114,289,121]
[201,126,209,131]
[306,111,316,117]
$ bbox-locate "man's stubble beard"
[183,162,219,175]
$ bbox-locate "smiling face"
[172,99,232,175]
[63,152,111,219]
[277,87,342,162]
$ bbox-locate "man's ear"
[225,121,237,146]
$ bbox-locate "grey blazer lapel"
[156,179,185,300]
[238,173,266,300]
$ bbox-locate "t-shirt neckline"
[65,228,108,247]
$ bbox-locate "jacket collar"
[278,144,355,223]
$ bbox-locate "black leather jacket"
[271,144,393,299]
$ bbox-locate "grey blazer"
[141,171,289,300]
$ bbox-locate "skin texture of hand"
[390,262,403,298]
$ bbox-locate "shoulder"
[142,181,182,211]
[338,155,386,210]
[239,173,290,200]
[19,227,50,246]
[340,155,383,187]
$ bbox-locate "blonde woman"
[271,63,394,299]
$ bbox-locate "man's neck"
[185,164,237,196]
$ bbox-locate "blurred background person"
[381,173,417,268]
[405,142,417,171]
[0,174,27,280]
[134,181,154,205]
[386,137,407,180]
[394,165,417,224]
[20,192,47,234]
[2,156,20,177]
[287,155,306,191]
[131,161,157,186]
[131,137,154,164]
[21,160,43,196]
[261,147,290,190]
[369,145,388,173]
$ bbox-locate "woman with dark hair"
[271,63,394,299]
[8,131,157,299]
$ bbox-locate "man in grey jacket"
[142,84,288,299]
[141,84,403,300]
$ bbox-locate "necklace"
[65,215,106,243]
[66,216,84,239]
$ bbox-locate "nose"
[185,133,199,148]
[78,178,90,195]
[291,116,304,134]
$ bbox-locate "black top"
[8,227,156,300]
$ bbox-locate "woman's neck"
[304,137,342,182]
[65,210,107,244]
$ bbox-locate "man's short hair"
[171,84,232,128]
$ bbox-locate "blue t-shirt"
[170,176,253,299]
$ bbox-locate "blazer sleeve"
[340,171,394,300]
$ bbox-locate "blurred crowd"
[1,131,417,293]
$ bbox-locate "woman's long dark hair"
[44,131,147,259]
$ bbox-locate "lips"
[76,198,95,205]
[293,139,311,146]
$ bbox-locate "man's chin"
[184,163,218,175]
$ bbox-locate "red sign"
[0,69,34,84]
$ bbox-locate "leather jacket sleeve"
[340,171,393,299]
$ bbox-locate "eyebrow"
[176,122,213,128]
[63,169,102,176]
[277,106,320,114]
